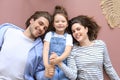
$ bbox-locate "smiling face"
[71,23,88,43]
[53,14,68,34]
[25,17,49,40]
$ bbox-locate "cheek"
[65,23,68,26]
[72,33,76,38]
[53,23,57,26]
[41,30,45,35]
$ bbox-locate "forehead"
[72,23,83,29]
[36,17,49,26]
[54,14,66,20]
[72,23,82,28]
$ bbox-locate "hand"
[50,52,58,65]
[50,52,58,60]
[45,64,55,78]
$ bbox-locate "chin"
[77,39,81,42]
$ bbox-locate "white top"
[0,28,34,80]
[44,31,73,46]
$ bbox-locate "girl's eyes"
[55,21,59,23]
[54,20,66,23]
[62,21,66,23]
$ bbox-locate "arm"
[43,41,50,67]
[43,41,55,78]
[50,52,77,80]
[43,32,52,67]
[52,45,72,65]
[59,53,77,80]
[103,42,120,80]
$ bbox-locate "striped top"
[60,40,120,80]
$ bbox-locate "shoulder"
[45,31,52,37]
[0,23,16,28]
[94,40,106,47]
[0,23,14,27]
[0,23,12,29]
[44,31,53,42]
[65,33,73,41]
[66,33,72,39]
[71,44,79,51]
[46,31,53,35]
[0,23,23,31]
[69,44,80,56]
[66,33,72,37]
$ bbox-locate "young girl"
[43,5,73,80]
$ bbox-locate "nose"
[58,21,63,25]
[38,26,44,33]
[40,26,44,31]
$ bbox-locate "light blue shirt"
[0,23,44,80]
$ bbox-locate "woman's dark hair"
[69,15,101,44]
[25,11,52,28]
[50,5,69,33]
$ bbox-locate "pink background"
[0,0,120,79]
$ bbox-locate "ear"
[66,23,68,27]
[85,27,88,33]
[30,18,34,24]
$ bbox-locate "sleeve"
[103,41,120,80]
[35,57,45,80]
[34,40,45,80]
[0,29,3,50]
[66,34,73,46]
[44,31,52,42]
[24,62,35,80]
[24,38,44,80]
[0,23,24,50]
[0,23,7,50]
[24,74,34,80]
[60,52,77,80]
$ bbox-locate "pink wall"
[0,0,120,79]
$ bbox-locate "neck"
[23,29,35,41]
[55,31,65,35]
[79,39,93,47]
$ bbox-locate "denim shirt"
[0,23,44,80]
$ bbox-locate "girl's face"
[71,23,88,42]
[53,14,68,34]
